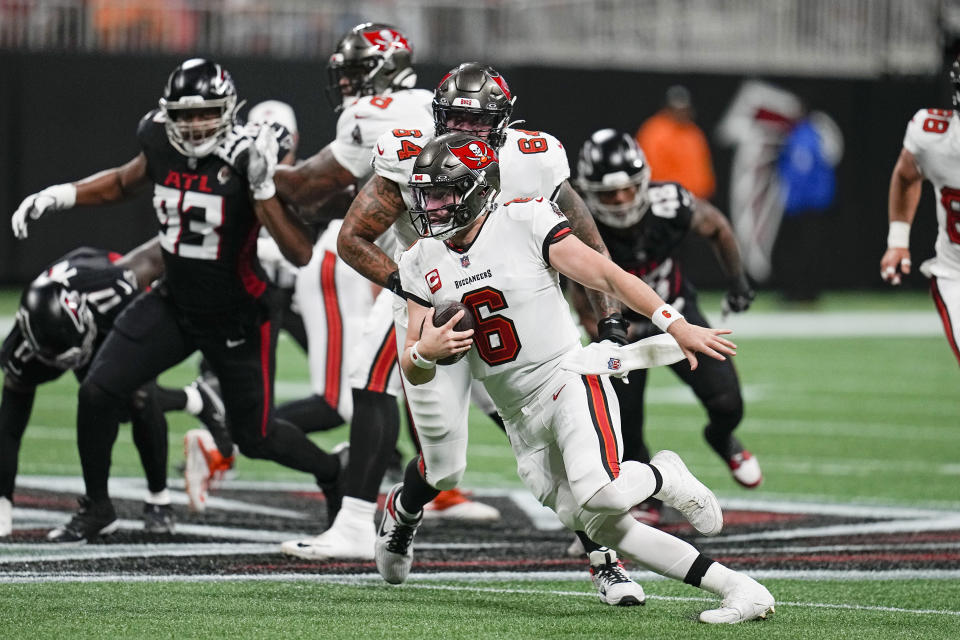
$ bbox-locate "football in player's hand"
[432,300,475,365]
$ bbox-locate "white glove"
[560,334,685,377]
[11,183,76,239]
[247,124,279,200]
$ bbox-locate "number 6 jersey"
[903,108,960,277]
[398,198,581,417]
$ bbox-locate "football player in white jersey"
[321,63,648,604]
[384,133,775,624]
[881,57,960,365]
[273,22,430,434]
[274,28,499,556]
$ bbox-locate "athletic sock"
[334,496,377,531]
[181,385,202,414]
[145,489,171,505]
[398,455,439,516]
[154,386,189,413]
[343,389,400,502]
[575,530,603,554]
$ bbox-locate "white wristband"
[651,304,683,333]
[887,221,911,249]
[40,183,77,210]
[410,341,436,370]
[251,179,277,201]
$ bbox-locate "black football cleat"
[143,502,175,534]
[47,496,118,543]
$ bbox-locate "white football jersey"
[330,89,434,181]
[398,198,581,416]
[903,108,960,276]
[373,126,571,256]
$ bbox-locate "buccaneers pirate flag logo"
[449,139,498,171]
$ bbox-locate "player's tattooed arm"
[567,281,599,339]
[691,198,754,312]
[337,175,406,289]
[254,197,313,266]
[554,181,622,318]
[274,144,356,209]
[690,198,745,280]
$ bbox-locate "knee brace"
[582,461,657,515]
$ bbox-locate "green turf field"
[2,288,958,638]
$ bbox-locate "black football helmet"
[408,132,501,240]
[433,62,514,149]
[576,128,652,229]
[326,22,415,111]
[159,58,239,158]
[16,279,97,370]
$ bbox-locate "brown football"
[432,300,475,365]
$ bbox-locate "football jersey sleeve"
[504,198,573,269]
[397,243,433,307]
[902,109,927,157]
[136,109,168,158]
[331,90,434,180]
[371,128,428,195]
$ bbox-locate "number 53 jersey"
[903,108,960,278]
[398,197,581,417]
[137,109,291,315]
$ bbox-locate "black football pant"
[616,298,745,465]
[76,289,340,503]
[0,360,167,503]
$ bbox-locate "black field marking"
[2,480,959,581]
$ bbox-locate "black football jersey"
[137,110,289,316]
[0,247,141,384]
[596,181,694,322]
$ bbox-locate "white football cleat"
[0,496,12,537]
[423,488,500,522]
[651,450,723,536]
[183,429,235,512]
[588,547,645,606]
[699,574,775,623]
[280,522,375,561]
[375,483,423,584]
[728,451,763,488]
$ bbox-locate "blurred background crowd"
[2,0,959,298]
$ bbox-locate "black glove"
[597,312,630,345]
[724,274,755,313]
[386,271,405,298]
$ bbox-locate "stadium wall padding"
[0,53,943,292]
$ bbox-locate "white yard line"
[1,571,959,617]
